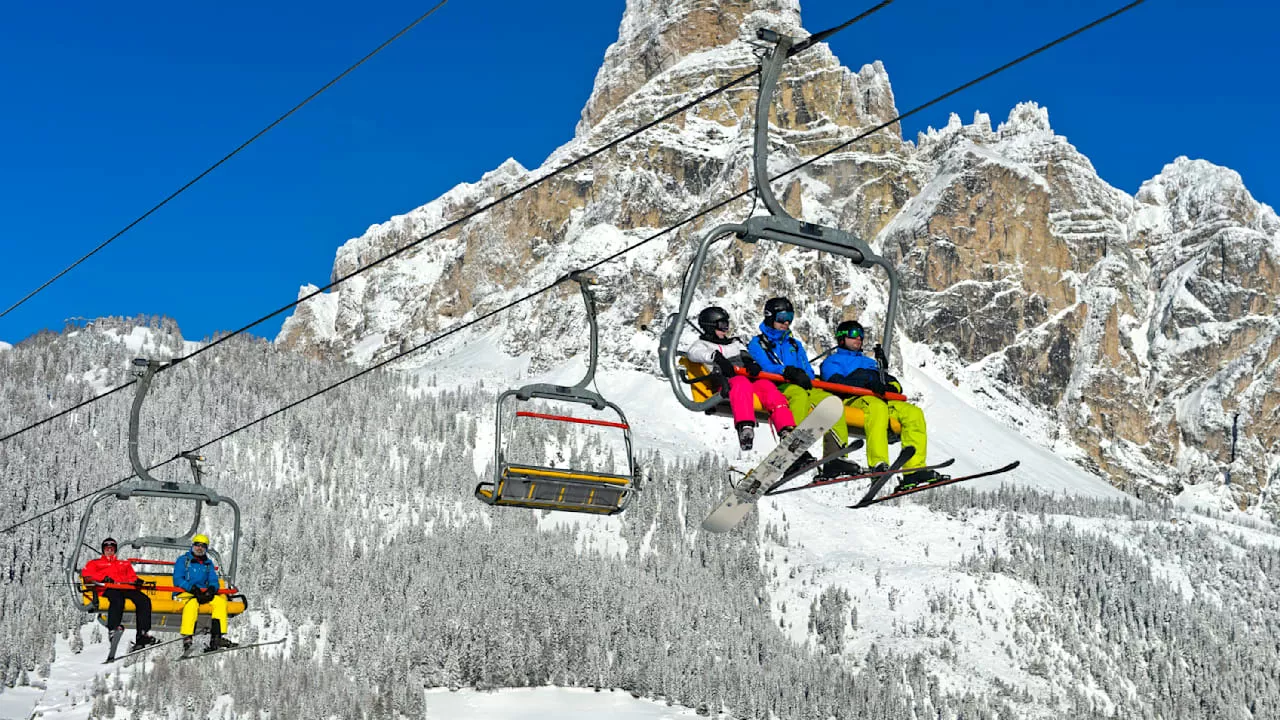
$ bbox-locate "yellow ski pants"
[779,384,848,444]
[178,592,228,635]
[846,396,928,470]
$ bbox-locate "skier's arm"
[685,339,716,365]
[747,338,786,375]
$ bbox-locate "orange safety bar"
[515,410,630,430]
[735,369,908,402]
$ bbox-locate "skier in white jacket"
[686,306,795,450]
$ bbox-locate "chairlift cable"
[0,0,898,448]
[0,0,451,322]
[2,1,1140,533]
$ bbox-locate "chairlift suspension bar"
[514,411,630,430]
[661,29,903,412]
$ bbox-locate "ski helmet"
[192,534,210,546]
[696,306,731,336]
[763,297,795,325]
[101,537,118,550]
[835,320,865,343]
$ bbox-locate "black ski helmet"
[101,537,118,550]
[696,306,731,335]
[835,320,865,343]
[763,297,795,324]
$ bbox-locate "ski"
[176,637,286,661]
[849,446,919,508]
[766,456,955,497]
[765,437,865,493]
[850,461,1021,508]
[104,634,186,664]
[104,627,124,663]
[702,396,843,533]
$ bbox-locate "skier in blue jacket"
[173,533,236,655]
[820,319,945,491]
[747,297,859,479]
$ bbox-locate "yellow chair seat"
[79,573,246,632]
[681,358,903,436]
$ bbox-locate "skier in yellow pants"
[173,534,235,655]
[819,320,945,491]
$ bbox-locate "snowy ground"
[0,630,716,720]
[424,687,718,719]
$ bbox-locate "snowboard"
[702,396,843,533]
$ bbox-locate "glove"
[781,366,812,390]
[194,588,217,604]
[103,576,115,584]
[742,355,762,375]
[133,579,145,589]
[711,351,736,377]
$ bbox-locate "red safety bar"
[735,369,907,402]
[81,580,237,595]
[515,410,630,430]
[127,558,223,572]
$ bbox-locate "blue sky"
[2,0,1275,346]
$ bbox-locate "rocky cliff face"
[277,0,1278,511]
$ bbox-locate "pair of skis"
[700,397,1020,531]
[773,448,1019,507]
[104,635,284,664]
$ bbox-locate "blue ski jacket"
[819,348,880,382]
[747,323,814,378]
[173,550,220,595]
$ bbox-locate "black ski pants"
[102,588,152,633]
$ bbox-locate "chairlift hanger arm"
[660,29,904,409]
[747,30,899,358]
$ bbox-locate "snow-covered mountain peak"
[1137,155,1279,234]
[578,0,803,136]
[997,100,1052,137]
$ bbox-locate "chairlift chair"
[658,29,905,440]
[65,359,247,632]
[476,272,641,514]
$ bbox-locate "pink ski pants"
[727,376,795,431]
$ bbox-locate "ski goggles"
[772,311,794,323]
[711,320,730,331]
[101,543,117,551]
[836,328,863,339]
[192,541,208,548]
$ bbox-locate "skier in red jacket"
[81,537,158,652]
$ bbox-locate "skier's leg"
[179,593,199,636]
[809,389,847,445]
[888,401,927,470]
[211,594,228,633]
[779,383,810,424]
[751,379,795,431]
[129,589,152,634]
[725,376,756,426]
[103,589,125,631]
[851,396,890,467]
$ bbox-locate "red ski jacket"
[81,555,139,585]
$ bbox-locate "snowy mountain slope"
[4,319,1280,718]
[275,0,1279,513]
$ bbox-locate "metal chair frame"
[477,272,640,514]
[659,29,902,414]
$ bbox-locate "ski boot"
[783,451,818,478]
[181,635,197,657]
[816,458,863,480]
[129,632,159,653]
[206,624,239,652]
[894,468,947,494]
[736,422,755,451]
